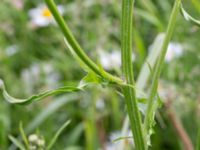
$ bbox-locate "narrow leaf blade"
[9,135,26,150]
[0,79,80,105]
[47,120,71,150]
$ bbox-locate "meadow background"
[0,0,199,149]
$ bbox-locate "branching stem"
[44,0,123,84]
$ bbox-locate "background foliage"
[0,0,199,149]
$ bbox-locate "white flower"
[165,42,183,62]
[99,50,121,70]
[21,64,40,94]
[96,98,105,110]
[99,50,136,70]
[105,142,117,150]
[28,134,38,143]
[28,134,45,147]
[42,63,60,88]
[37,139,45,146]
[29,4,64,27]
[5,45,18,56]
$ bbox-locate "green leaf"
[47,120,71,150]
[78,72,104,88]
[9,135,26,150]
[26,94,79,133]
[0,79,80,105]
[180,3,200,27]
[136,33,165,92]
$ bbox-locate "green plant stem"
[44,0,123,84]
[121,0,145,149]
[144,0,181,132]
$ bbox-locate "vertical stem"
[144,0,181,132]
[121,0,145,149]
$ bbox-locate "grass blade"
[19,122,29,149]
[47,120,71,150]
[26,94,79,133]
[9,135,26,150]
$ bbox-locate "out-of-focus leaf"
[47,120,71,150]
[26,94,79,133]
[136,33,166,93]
[0,79,80,105]
[65,123,84,145]
[9,135,26,150]
[135,8,163,30]
[180,3,200,27]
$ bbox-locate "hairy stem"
[144,0,181,132]
[44,0,123,84]
[121,0,146,149]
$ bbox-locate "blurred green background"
[0,0,199,149]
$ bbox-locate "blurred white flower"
[28,134,45,149]
[21,69,33,94]
[42,63,60,88]
[37,139,45,146]
[29,4,64,27]
[5,45,18,56]
[105,142,117,150]
[99,50,121,70]
[99,50,135,70]
[21,64,41,94]
[21,63,60,94]
[96,98,105,110]
[165,42,183,62]
[28,134,38,143]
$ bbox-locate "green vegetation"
[0,0,199,149]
